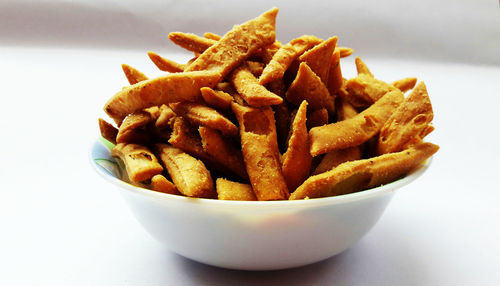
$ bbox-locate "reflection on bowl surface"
[90,139,431,270]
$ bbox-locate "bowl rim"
[89,138,432,208]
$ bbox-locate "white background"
[1,1,499,285]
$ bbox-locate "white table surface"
[1,1,499,285]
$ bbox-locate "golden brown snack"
[231,102,289,200]
[312,146,362,175]
[169,102,238,136]
[168,32,217,54]
[104,71,220,123]
[111,143,163,182]
[345,73,397,108]
[116,111,154,144]
[216,178,257,201]
[298,36,338,84]
[155,144,215,198]
[392,77,418,93]
[326,50,343,96]
[309,89,404,156]
[98,118,118,144]
[337,46,354,58]
[286,62,335,113]
[200,87,233,110]
[246,61,265,77]
[336,96,359,121]
[147,51,185,73]
[355,56,374,77]
[199,126,248,180]
[290,142,439,199]
[378,82,434,154]
[185,8,278,79]
[281,101,312,191]
[154,105,176,130]
[168,116,210,161]
[260,41,283,64]
[259,35,322,85]
[150,174,180,195]
[230,63,283,107]
[121,64,148,85]
[307,108,328,129]
[203,32,221,41]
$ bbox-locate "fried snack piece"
[111,143,163,182]
[298,36,338,84]
[185,7,278,79]
[116,110,154,144]
[98,118,118,144]
[282,101,312,191]
[155,104,176,130]
[312,146,362,175]
[306,108,328,129]
[378,82,434,154]
[169,102,238,136]
[200,87,233,110]
[168,32,217,54]
[150,174,180,195]
[104,71,220,123]
[122,64,148,85]
[246,61,265,77]
[260,40,283,64]
[216,178,257,201]
[199,126,248,180]
[230,63,283,107]
[355,56,374,77]
[147,51,185,73]
[345,73,396,108]
[309,89,404,156]
[327,50,343,95]
[168,116,210,161]
[338,46,354,58]
[259,35,322,85]
[204,32,221,41]
[155,144,215,198]
[336,96,359,121]
[231,102,289,200]
[286,62,335,113]
[392,77,418,93]
[290,142,439,199]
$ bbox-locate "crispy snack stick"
[290,142,439,199]
[200,87,233,110]
[336,96,358,121]
[230,63,283,107]
[259,35,322,85]
[168,116,210,161]
[150,174,180,195]
[122,64,148,85]
[312,146,362,175]
[169,102,238,136]
[216,178,256,201]
[155,105,176,129]
[298,36,338,84]
[392,77,418,93]
[281,101,312,191]
[338,46,354,58]
[310,89,404,156]
[147,51,185,73]
[260,41,283,64]
[286,62,335,113]
[204,32,221,41]
[355,56,373,77]
[307,108,328,129]
[155,144,215,198]
[199,126,248,180]
[246,61,265,77]
[168,32,217,54]
[231,102,289,200]
[104,71,220,123]
[345,73,396,108]
[378,82,434,154]
[327,50,343,95]
[98,118,118,144]
[111,143,163,182]
[116,110,154,144]
[185,8,278,79]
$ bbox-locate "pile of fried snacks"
[98,7,439,201]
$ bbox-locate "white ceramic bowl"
[90,139,432,270]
